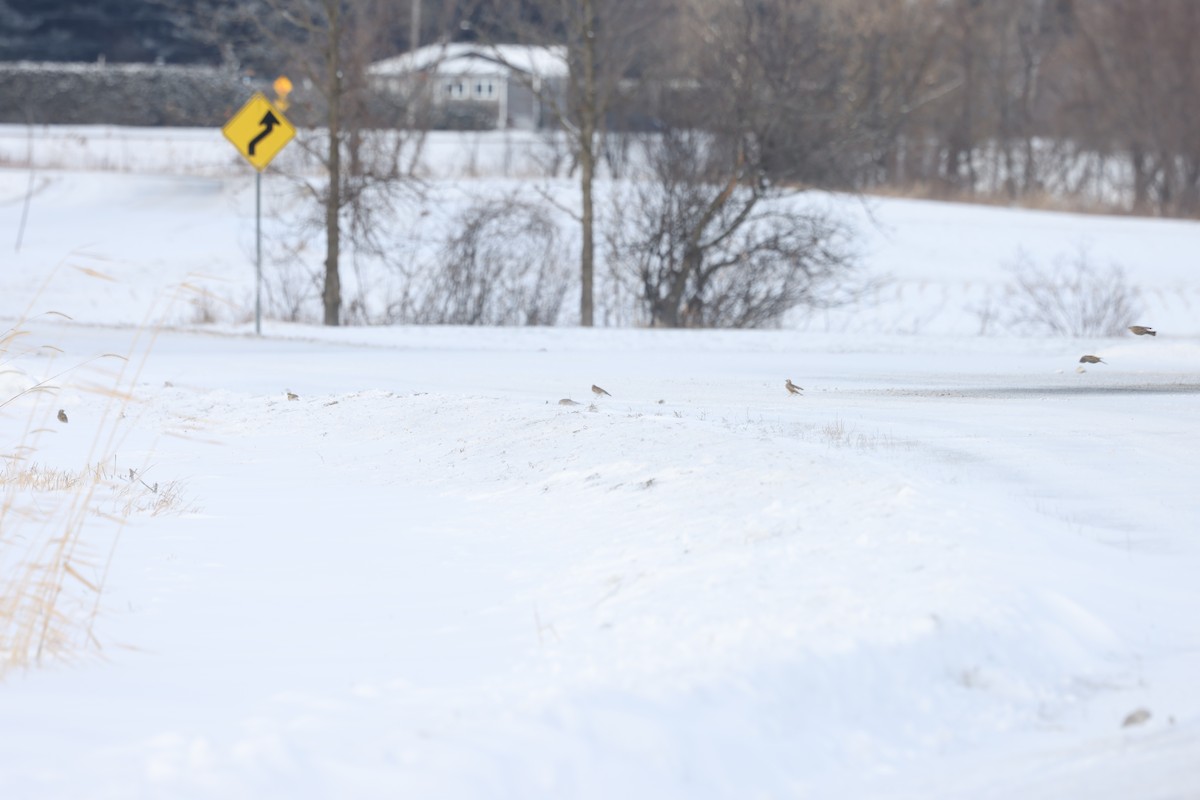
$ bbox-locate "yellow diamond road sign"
[222,92,295,171]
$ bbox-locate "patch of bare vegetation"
[817,417,907,451]
[977,248,1140,337]
[1,462,191,517]
[1,297,189,677]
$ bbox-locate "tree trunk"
[579,145,595,327]
[1131,147,1151,215]
[577,0,597,327]
[323,0,342,326]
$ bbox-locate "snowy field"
[2,128,1200,798]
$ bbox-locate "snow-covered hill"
[4,127,1198,335]
[2,130,1199,799]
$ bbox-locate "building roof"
[369,43,568,80]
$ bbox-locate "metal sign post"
[221,89,296,335]
[256,171,262,334]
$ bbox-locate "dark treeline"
[0,0,222,63]
[556,0,1200,217]
[638,0,1200,217]
[3,0,1197,216]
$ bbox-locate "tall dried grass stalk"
[1,265,202,677]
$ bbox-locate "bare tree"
[1004,0,1068,198]
[1071,0,1200,216]
[466,0,666,326]
[602,0,864,328]
[251,0,435,326]
[836,0,947,189]
[614,128,857,328]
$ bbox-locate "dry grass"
[1,269,206,677]
[817,416,907,451]
[0,335,125,673]
[1,461,97,492]
[862,182,1172,219]
[0,461,190,517]
[0,336,143,674]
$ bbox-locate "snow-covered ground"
[2,130,1199,798]
[5,125,1200,334]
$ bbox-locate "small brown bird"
[591,384,611,398]
[785,379,803,395]
[1121,708,1152,728]
[57,409,68,423]
[1128,326,1157,336]
[1079,355,1105,364]
[286,391,299,401]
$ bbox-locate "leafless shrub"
[993,247,1140,337]
[403,196,571,326]
[612,131,861,328]
[263,242,324,324]
[690,209,862,328]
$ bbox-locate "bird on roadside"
[57,409,68,423]
[1128,325,1157,336]
[1122,708,1152,728]
[1079,355,1105,364]
[591,384,611,398]
[785,379,803,395]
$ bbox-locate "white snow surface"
[2,131,1200,799]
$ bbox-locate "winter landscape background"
[2,126,1199,798]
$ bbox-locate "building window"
[446,81,466,98]
[474,80,495,98]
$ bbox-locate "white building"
[369,43,568,130]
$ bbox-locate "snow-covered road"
[3,321,1198,798]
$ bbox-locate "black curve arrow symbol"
[247,110,279,156]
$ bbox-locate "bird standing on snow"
[785,379,803,395]
[1122,708,1152,728]
[591,384,611,398]
[1079,355,1105,364]
[57,409,68,423]
[1128,326,1157,336]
